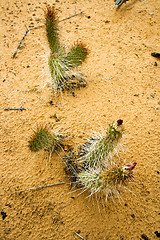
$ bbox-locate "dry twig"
[4,107,26,111]
[74,232,86,240]
[26,182,65,191]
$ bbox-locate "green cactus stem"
[44,6,60,54]
[28,126,59,152]
[48,54,70,91]
[65,43,88,68]
[78,162,137,202]
[81,119,124,168]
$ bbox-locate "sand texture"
[0,0,160,239]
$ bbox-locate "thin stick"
[4,107,26,111]
[74,232,86,240]
[12,28,30,58]
[53,204,67,223]
[59,11,85,22]
[26,182,65,191]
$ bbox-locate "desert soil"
[0,0,160,239]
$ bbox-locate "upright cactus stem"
[81,119,124,168]
[44,6,60,54]
[48,54,69,91]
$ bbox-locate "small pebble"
[154,231,160,238]
[141,234,149,240]
[150,93,155,98]
[49,100,53,105]
[1,211,7,220]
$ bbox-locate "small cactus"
[80,119,124,168]
[78,162,137,202]
[44,6,88,92]
[28,126,60,152]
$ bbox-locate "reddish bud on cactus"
[117,119,123,126]
[125,162,137,172]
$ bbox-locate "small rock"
[49,100,53,106]
[141,234,149,240]
[150,93,155,98]
[1,211,7,220]
[131,214,135,218]
[154,231,160,238]
[52,113,60,122]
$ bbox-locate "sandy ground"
[0,0,160,239]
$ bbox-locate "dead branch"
[26,182,65,191]
[74,232,86,240]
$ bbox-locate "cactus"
[64,120,137,205]
[44,6,61,54]
[44,6,88,92]
[48,54,70,92]
[78,162,137,202]
[28,126,60,152]
[114,0,129,8]
[80,119,124,168]
[65,43,88,68]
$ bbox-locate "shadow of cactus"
[44,6,88,93]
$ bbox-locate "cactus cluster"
[44,6,88,92]
[27,6,137,208]
[64,120,137,204]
